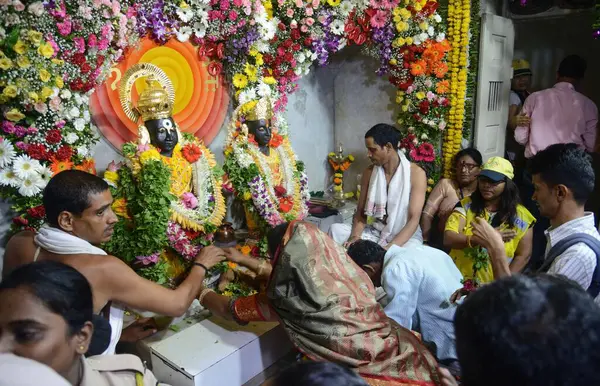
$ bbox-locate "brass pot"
[215,222,236,243]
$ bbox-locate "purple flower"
[2,121,16,134]
[136,252,160,266]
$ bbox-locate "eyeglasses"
[457,162,479,172]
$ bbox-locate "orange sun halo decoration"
[90,38,230,150]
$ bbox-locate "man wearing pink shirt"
[515,55,598,269]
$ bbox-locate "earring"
[79,346,85,351]
[138,125,150,145]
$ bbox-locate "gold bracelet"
[198,288,215,305]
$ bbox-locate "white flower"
[18,174,45,197]
[297,52,306,63]
[421,133,428,140]
[330,20,344,35]
[0,141,16,168]
[73,118,86,132]
[12,155,41,179]
[60,89,72,100]
[67,107,80,120]
[234,146,253,168]
[27,1,44,16]
[193,22,207,38]
[257,82,271,97]
[259,19,277,41]
[436,33,446,42]
[254,12,268,26]
[238,88,257,105]
[428,26,435,36]
[176,26,192,42]
[176,7,194,22]
[254,40,270,53]
[419,32,429,41]
[65,132,79,144]
[83,110,90,122]
[37,165,53,184]
[0,27,6,41]
[0,168,18,187]
[338,1,353,16]
[77,146,90,158]
[433,14,442,22]
[5,14,20,26]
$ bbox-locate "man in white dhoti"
[330,123,427,249]
[2,170,225,355]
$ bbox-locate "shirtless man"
[329,123,427,249]
[3,170,224,351]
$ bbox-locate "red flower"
[27,143,48,160]
[277,46,286,57]
[12,216,28,226]
[81,63,91,74]
[250,245,261,257]
[45,129,62,144]
[292,43,301,51]
[268,132,283,148]
[27,205,46,219]
[279,197,293,213]
[216,43,225,59]
[291,29,301,40]
[72,53,86,65]
[184,229,201,240]
[284,52,294,62]
[248,134,258,146]
[207,61,223,76]
[277,22,286,31]
[419,100,430,114]
[274,185,287,197]
[303,37,313,46]
[55,145,73,161]
[182,143,202,163]
[283,39,293,48]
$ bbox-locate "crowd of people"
[2,55,600,385]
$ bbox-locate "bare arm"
[471,218,511,279]
[514,97,534,145]
[3,231,37,279]
[104,246,225,317]
[507,104,521,131]
[201,292,278,323]
[509,228,533,274]
[223,248,272,281]
[443,215,486,250]
[420,179,450,242]
[348,167,373,243]
[387,164,427,248]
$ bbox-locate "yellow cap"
[480,157,514,181]
[512,59,532,77]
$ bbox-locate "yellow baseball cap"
[512,59,532,77]
[480,157,514,182]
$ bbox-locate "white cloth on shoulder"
[364,150,422,246]
[34,225,124,356]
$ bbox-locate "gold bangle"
[198,288,215,305]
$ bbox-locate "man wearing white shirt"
[347,240,462,363]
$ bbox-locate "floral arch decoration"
[0,0,461,232]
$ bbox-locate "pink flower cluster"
[167,221,202,260]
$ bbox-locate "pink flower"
[181,192,198,209]
[311,0,319,7]
[370,10,389,28]
[34,102,48,114]
[98,39,109,50]
[47,38,59,57]
[112,0,120,15]
[15,141,28,151]
[286,8,294,17]
[2,121,16,134]
[55,120,66,129]
[290,20,298,28]
[220,0,230,10]
[426,91,435,101]
[56,18,72,36]
[233,0,242,5]
[26,127,38,135]
[370,0,383,7]
[137,143,150,154]
[14,126,26,137]
[107,161,122,172]
[305,7,313,16]
[136,253,160,266]
[406,85,415,94]
[73,37,85,53]
[381,0,399,9]
[317,14,326,23]
[295,0,303,7]
[304,17,314,26]
[13,0,25,11]
[88,34,98,48]
[438,121,447,130]
[126,6,136,17]
[228,9,238,20]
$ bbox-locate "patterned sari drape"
[264,221,441,386]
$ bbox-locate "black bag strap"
[538,233,600,298]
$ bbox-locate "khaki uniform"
[82,354,168,386]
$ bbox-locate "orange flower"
[279,197,293,213]
[436,80,450,94]
[433,62,449,78]
[437,39,451,52]
[227,262,238,269]
[182,143,202,163]
[333,177,343,185]
[112,198,130,219]
[328,159,340,171]
[74,158,96,175]
[50,158,74,176]
[240,245,252,255]
[423,47,442,64]
[269,132,283,148]
[410,60,427,76]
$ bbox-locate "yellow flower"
[112,198,129,219]
[244,63,258,81]
[2,85,17,99]
[254,53,264,66]
[179,0,189,7]
[139,149,161,165]
[37,42,54,59]
[334,172,343,178]
[328,152,335,157]
[27,30,43,46]
[427,186,432,193]
[40,87,53,101]
[224,146,233,156]
[262,0,273,19]
[401,105,409,112]
[249,48,258,56]
[13,40,27,55]
[394,37,406,47]
[419,22,429,30]
[243,191,252,201]
[55,76,64,88]
[405,37,413,45]
[51,58,64,65]
[104,170,119,185]
[232,73,248,89]
[39,69,51,83]
[333,185,342,192]
[5,109,25,122]
[327,0,341,5]
[28,92,39,102]
[263,76,276,85]
[416,91,425,100]
[0,58,13,70]
[396,96,404,104]
[389,58,397,65]
[16,55,30,68]
[393,15,401,23]
[400,8,411,18]
[348,154,355,161]
[427,178,435,185]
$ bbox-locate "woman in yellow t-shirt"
[444,157,535,284]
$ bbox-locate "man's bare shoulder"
[410,162,426,178]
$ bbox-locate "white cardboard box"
[142,315,292,386]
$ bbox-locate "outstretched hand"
[471,218,504,249]
[119,317,158,343]
[516,113,531,127]
[223,247,245,263]
[195,245,226,269]
[344,235,360,249]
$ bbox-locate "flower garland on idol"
[0,0,457,229]
[103,134,226,285]
[224,102,309,230]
